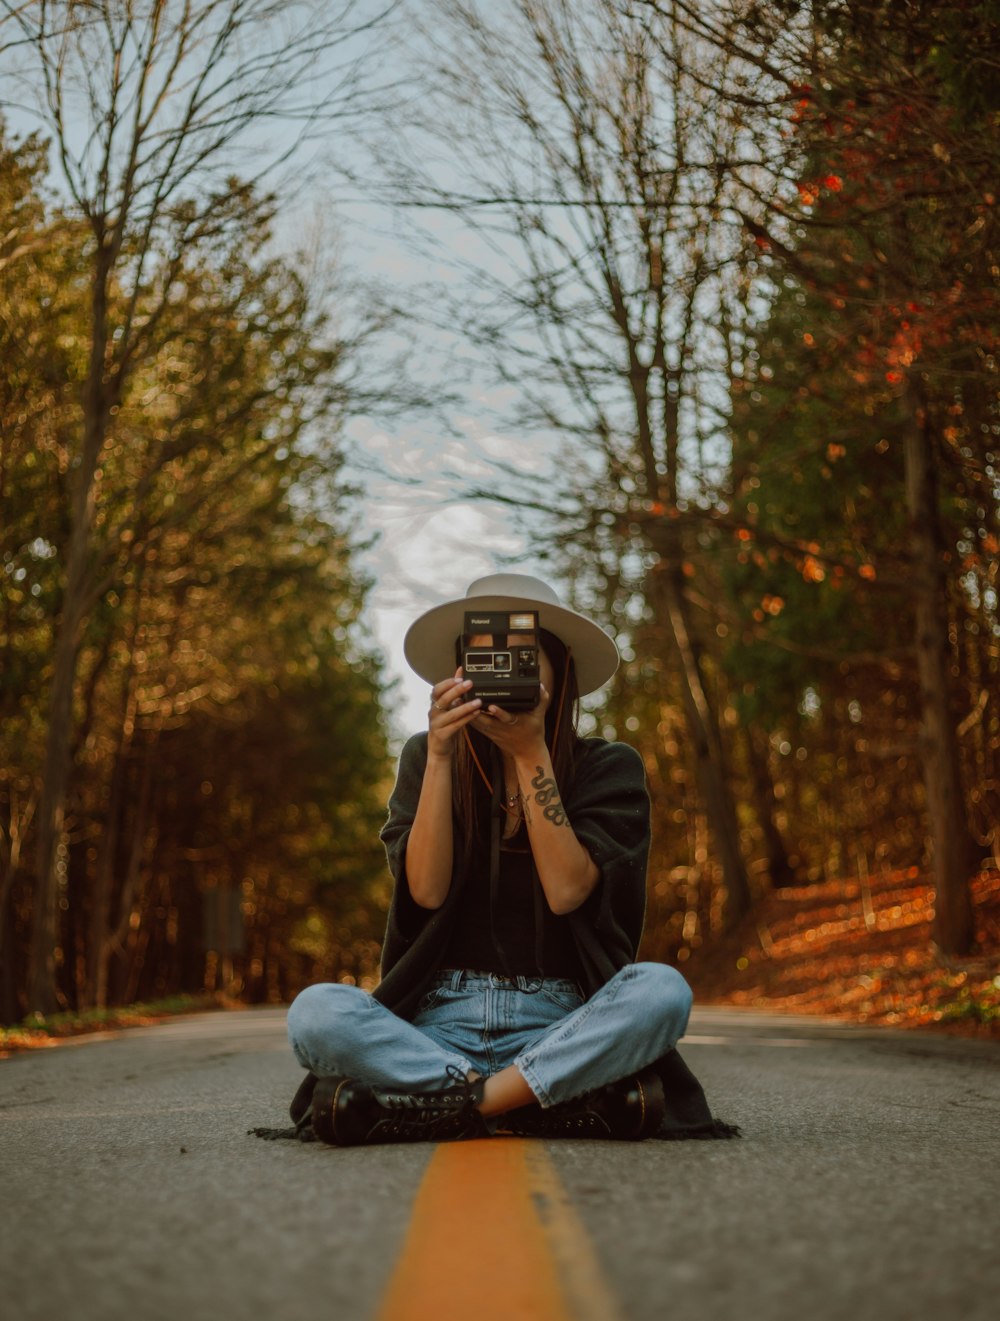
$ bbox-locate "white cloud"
[363,491,537,743]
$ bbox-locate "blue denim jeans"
[287,962,692,1108]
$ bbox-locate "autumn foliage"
[3,1,998,1031]
[584,1,997,977]
[680,864,1000,1037]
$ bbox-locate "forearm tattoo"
[529,766,568,827]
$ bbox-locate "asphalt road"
[2,1005,997,1321]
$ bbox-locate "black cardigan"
[373,733,651,1020]
[253,731,740,1141]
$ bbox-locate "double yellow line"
[377,1138,624,1321]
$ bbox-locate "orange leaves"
[891,334,919,362]
[797,554,876,586]
[797,174,847,210]
[883,318,922,382]
[761,594,784,616]
[826,443,846,462]
[790,89,813,128]
[801,554,826,583]
[735,526,754,567]
[965,535,1000,571]
[884,319,923,383]
[680,868,1000,1031]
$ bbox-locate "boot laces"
[371,1065,482,1139]
[512,1107,610,1138]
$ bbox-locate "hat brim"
[404,593,619,697]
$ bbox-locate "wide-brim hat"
[403,572,619,697]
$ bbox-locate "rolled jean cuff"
[509,963,693,1108]
[515,1057,554,1108]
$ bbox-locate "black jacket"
[374,733,650,1019]
[253,731,739,1143]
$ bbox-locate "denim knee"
[286,981,368,1063]
[631,961,693,1041]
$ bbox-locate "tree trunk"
[85,737,127,1010]
[28,253,112,1015]
[902,381,977,955]
[652,562,753,929]
[85,616,143,1009]
[744,726,798,889]
[103,735,157,1006]
[28,606,82,1014]
[0,787,35,1023]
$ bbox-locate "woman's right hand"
[427,668,482,759]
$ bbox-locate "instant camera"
[460,610,541,711]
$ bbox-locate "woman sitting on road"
[282,573,736,1146]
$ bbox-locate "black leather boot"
[311,1073,489,1147]
[495,1067,665,1140]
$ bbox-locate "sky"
[283,11,572,746]
[347,418,545,746]
[283,184,559,745]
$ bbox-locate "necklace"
[502,786,522,836]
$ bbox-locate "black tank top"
[440,821,585,980]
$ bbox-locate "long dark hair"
[451,629,582,868]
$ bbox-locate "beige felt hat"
[403,572,620,697]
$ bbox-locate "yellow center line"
[376,1138,625,1321]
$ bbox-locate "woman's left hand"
[471,683,550,760]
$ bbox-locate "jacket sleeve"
[565,740,651,986]
[378,732,435,950]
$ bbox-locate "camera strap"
[488,745,514,976]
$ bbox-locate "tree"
[720,262,927,887]
[0,0,396,1011]
[718,0,1000,953]
[73,196,373,1006]
[0,120,394,1017]
[80,494,391,1009]
[0,129,86,1019]
[379,0,774,927]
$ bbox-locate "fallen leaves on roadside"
[683,866,1000,1037]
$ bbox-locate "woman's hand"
[408,669,477,909]
[427,669,482,760]
[471,682,551,760]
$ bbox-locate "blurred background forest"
[1,1,997,1035]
